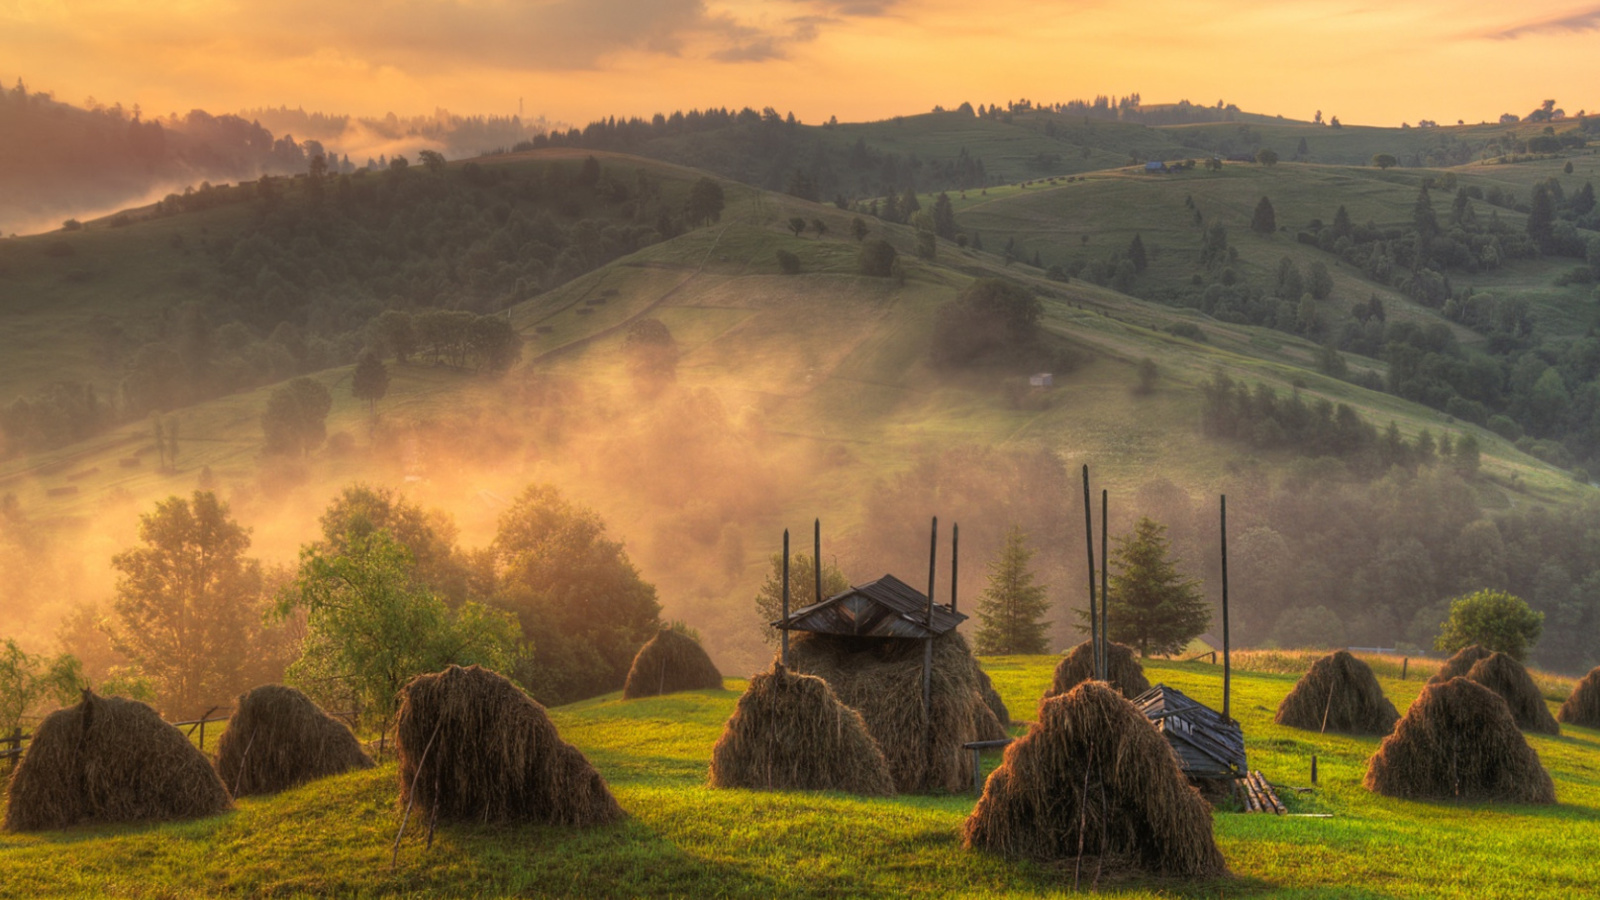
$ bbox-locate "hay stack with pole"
[1428,644,1492,684]
[708,664,894,796]
[962,681,1228,880]
[394,665,623,826]
[1274,650,1399,735]
[976,668,1011,730]
[622,628,723,699]
[3,690,232,832]
[1462,652,1560,735]
[1558,666,1600,728]
[1044,640,1151,703]
[1364,676,1555,803]
[214,684,373,797]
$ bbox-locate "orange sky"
[2,0,1597,127]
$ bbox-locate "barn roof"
[1133,684,1246,779]
[772,573,966,639]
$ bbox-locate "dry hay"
[962,681,1228,879]
[1463,652,1560,735]
[1364,676,1555,804]
[708,664,894,796]
[976,667,1011,729]
[1274,650,1399,735]
[1043,641,1151,705]
[395,665,624,826]
[622,628,723,700]
[787,630,1005,793]
[3,690,232,832]
[1558,666,1600,728]
[1428,644,1492,684]
[214,685,373,797]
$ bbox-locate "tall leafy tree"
[351,349,388,416]
[1434,589,1542,661]
[973,526,1052,655]
[262,376,332,456]
[685,177,725,226]
[1106,516,1209,657]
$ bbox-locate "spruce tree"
[1128,233,1148,272]
[1106,517,1209,657]
[973,526,1051,655]
[1251,196,1277,234]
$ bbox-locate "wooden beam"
[1081,465,1098,678]
[1221,495,1231,722]
[781,529,790,668]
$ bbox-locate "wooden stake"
[1221,494,1231,722]
[781,529,790,668]
[1100,488,1109,681]
[951,523,959,614]
[1402,657,1408,680]
[814,519,822,606]
[1311,753,1318,785]
[1082,466,1099,677]
[391,722,441,871]
[924,516,937,724]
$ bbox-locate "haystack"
[976,668,1012,729]
[788,630,1005,793]
[1364,676,1555,804]
[3,690,232,832]
[1043,641,1151,703]
[395,665,623,826]
[708,664,894,796]
[622,628,723,699]
[1274,650,1399,735]
[1558,666,1600,728]
[1428,644,1492,684]
[214,684,373,797]
[1464,652,1560,735]
[962,681,1228,879]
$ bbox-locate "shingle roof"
[772,573,967,639]
[1134,683,1247,779]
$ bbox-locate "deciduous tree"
[1434,589,1542,661]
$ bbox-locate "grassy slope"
[2,655,1597,898]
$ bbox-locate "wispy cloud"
[1483,5,1600,39]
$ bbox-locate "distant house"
[1029,373,1053,388]
[1144,161,1169,173]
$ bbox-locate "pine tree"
[1106,517,1209,657]
[1527,183,1556,252]
[973,526,1051,655]
[1251,196,1277,235]
[1128,233,1148,272]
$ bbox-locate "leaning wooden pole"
[814,519,823,606]
[1100,488,1109,682]
[1081,466,1099,677]
[781,529,791,667]
[951,523,960,614]
[1221,495,1231,722]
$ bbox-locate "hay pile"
[395,665,624,826]
[1428,644,1492,684]
[976,668,1011,729]
[214,685,373,797]
[1043,641,1151,703]
[962,681,1227,878]
[622,628,723,699]
[3,691,232,832]
[1463,652,1560,735]
[1558,666,1600,728]
[708,664,894,796]
[787,631,1005,793]
[1274,650,1399,735]
[1364,677,1555,804]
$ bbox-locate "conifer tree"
[1251,196,1277,235]
[1106,517,1209,657]
[973,526,1051,655]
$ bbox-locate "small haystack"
[1428,644,1492,684]
[395,665,623,826]
[1464,652,1560,735]
[1558,666,1600,728]
[788,630,1004,793]
[214,685,373,797]
[3,691,232,832]
[1274,650,1399,735]
[976,668,1012,730]
[962,681,1228,879]
[1043,641,1151,703]
[1364,676,1555,804]
[708,664,894,796]
[622,628,723,700]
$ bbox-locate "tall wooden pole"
[781,529,790,667]
[1221,495,1231,722]
[814,519,823,606]
[924,516,938,722]
[951,523,960,614]
[1081,466,1099,677]
[1100,488,1109,681]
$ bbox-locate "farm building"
[1133,684,1246,782]
[775,573,964,640]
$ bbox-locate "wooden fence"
[2,727,29,772]
[1,706,362,771]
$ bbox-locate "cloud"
[1483,5,1600,39]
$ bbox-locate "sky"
[1,0,1598,128]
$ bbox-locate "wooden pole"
[951,523,959,614]
[781,529,790,668]
[1100,488,1109,681]
[814,519,823,606]
[1221,494,1232,722]
[1402,657,1408,680]
[924,516,937,725]
[1082,466,1099,677]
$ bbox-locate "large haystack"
[787,630,1004,793]
[708,664,894,796]
[3,691,232,832]
[1428,644,1492,684]
[1364,676,1555,804]
[1464,652,1560,735]
[1558,666,1600,728]
[395,665,624,826]
[622,628,723,700]
[962,681,1228,879]
[976,668,1012,730]
[214,685,373,797]
[1274,650,1399,735]
[1043,641,1151,703]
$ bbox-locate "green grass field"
[2,654,1596,898]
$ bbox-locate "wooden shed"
[1133,684,1246,780]
[773,574,966,640]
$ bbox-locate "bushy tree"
[1106,517,1209,657]
[351,349,388,416]
[685,177,725,226]
[929,278,1042,367]
[372,310,416,363]
[317,484,476,604]
[775,248,801,274]
[850,217,869,242]
[788,216,807,238]
[262,376,332,456]
[1434,589,1542,661]
[622,318,679,391]
[1256,148,1280,166]
[1372,153,1397,170]
[753,551,851,645]
[859,238,898,277]
[0,640,82,733]
[973,526,1052,655]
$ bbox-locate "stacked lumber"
[1235,770,1286,814]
